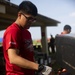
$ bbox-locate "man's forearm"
[10,55,39,70]
[8,49,39,70]
[8,49,52,75]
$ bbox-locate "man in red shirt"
[3,1,52,75]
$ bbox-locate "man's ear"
[18,13,21,19]
[67,29,71,33]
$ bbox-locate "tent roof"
[0,0,60,30]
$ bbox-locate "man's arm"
[8,48,39,70]
[8,48,52,75]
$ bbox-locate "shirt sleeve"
[5,29,21,51]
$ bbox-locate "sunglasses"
[20,13,36,23]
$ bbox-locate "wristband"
[38,64,44,72]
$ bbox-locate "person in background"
[48,34,55,53]
[3,1,52,75]
[61,25,71,34]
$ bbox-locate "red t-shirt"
[3,23,34,75]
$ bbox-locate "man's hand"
[41,66,52,75]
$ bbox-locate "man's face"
[20,13,36,29]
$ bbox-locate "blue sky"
[0,0,75,40]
